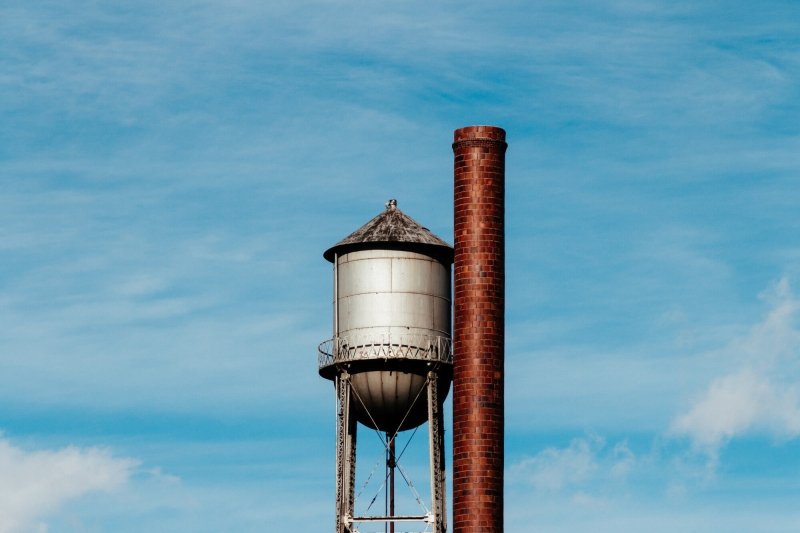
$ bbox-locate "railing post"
[318,335,454,371]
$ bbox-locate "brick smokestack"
[452,125,506,532]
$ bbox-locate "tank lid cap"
[323,199,453,263]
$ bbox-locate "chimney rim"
[453,125,506,143]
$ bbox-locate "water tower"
[318,199,453,533]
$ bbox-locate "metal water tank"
[318,199,453,433]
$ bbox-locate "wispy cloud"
[509,435,636,494]
[671,369,800,450]
[507,277,800,531]
[670,278,800,453]
[0,436,137,533]
[510,437,599,493]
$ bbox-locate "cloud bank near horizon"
[0,437,137,533]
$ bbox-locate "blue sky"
[1,1,799,531]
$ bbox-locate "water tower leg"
[335,372,357,533]
[428,371,447,533]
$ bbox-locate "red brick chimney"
[452,125,506,532]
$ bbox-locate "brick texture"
[452,125,506,533]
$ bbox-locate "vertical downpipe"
[333,253,339,353]
[452,126,507,533]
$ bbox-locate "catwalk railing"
[318,334,452,371]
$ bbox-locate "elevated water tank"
[318,199,453,433]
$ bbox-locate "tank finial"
[386,198,397,211]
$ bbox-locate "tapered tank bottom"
[333,360,452,433]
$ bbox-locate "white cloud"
[509,435,635,494]
[0,437,137,533]
[609,440,636,479]
[671,368,800,450]
[512,438,598,492]
[670,278,800,452]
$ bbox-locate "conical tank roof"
[323,199,453,263]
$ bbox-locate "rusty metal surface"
[323,200,453,262]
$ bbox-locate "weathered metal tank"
[318,199,453,433]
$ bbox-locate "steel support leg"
[335,373,357,533]
[428,371,447,533]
